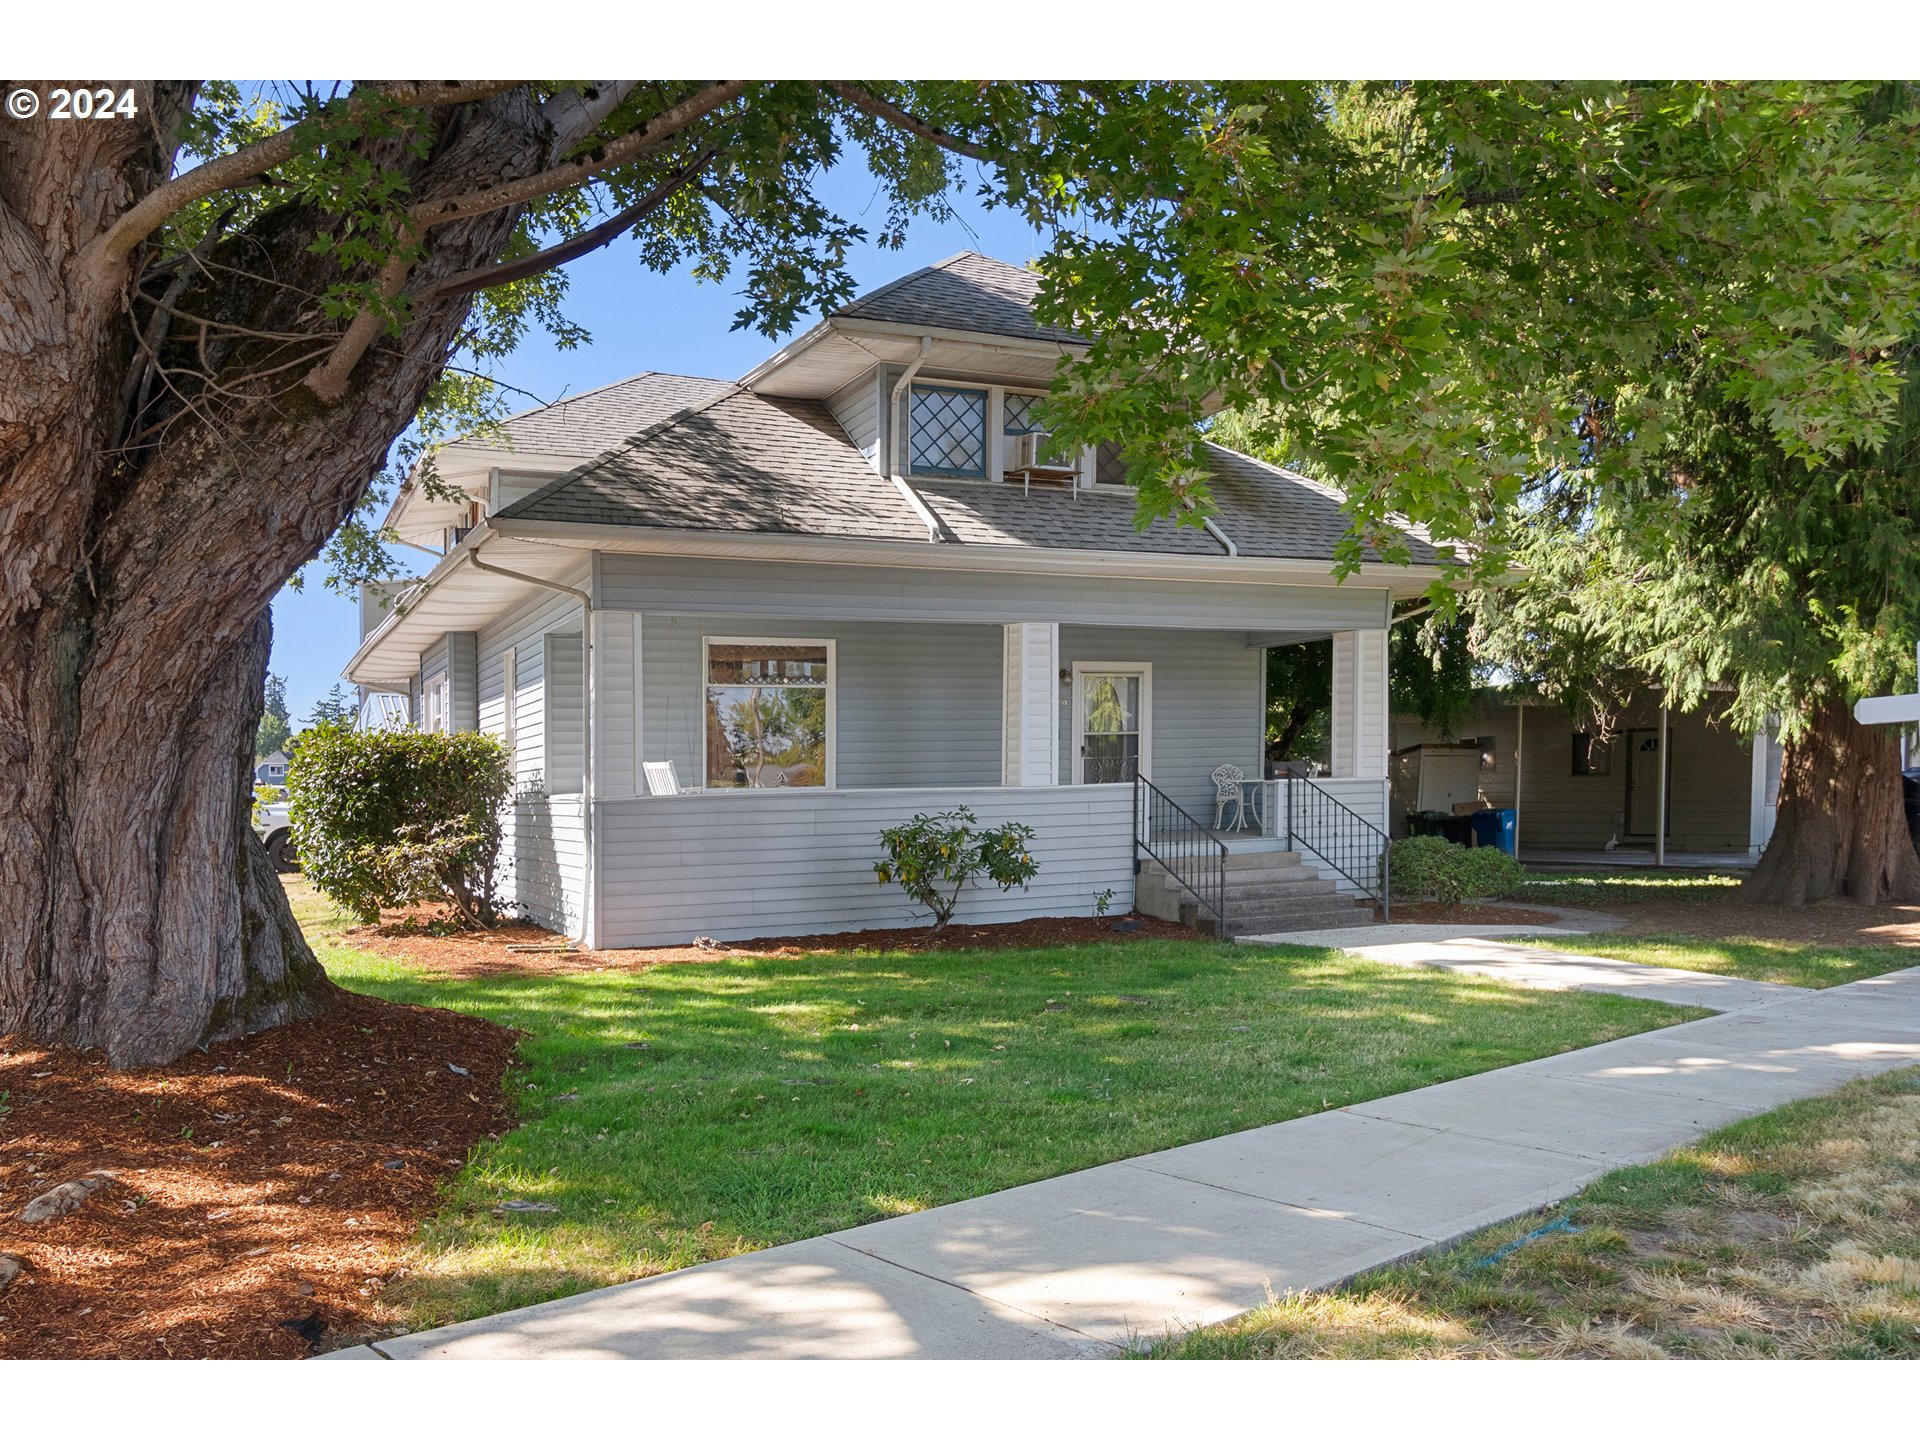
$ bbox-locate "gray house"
[346,254,1445,946]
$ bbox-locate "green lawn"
[290,886,1702,1330]
[1151,1068,1920,1360]
[1516,932,1916,990]
[1517,868,1745,910]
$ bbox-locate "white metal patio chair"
[643,760,684,796]
[1211,763,1248,831]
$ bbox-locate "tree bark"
[1741,697,1920,906]
[0,84,554,1066]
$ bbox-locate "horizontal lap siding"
[641,614,1004,789]
[825,371,882,470]
[595,785,1135,946]
[597,553,1389,631]
[1059,625,1262,817]
[475,572,590,925]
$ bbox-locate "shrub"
[1386,834,1527,907]
[874,806,1040,931]
[287,722,513,926]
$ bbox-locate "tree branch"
[304,82,750,402]
[421,146,717,302]
[828,82,999,163]
[84,81,525,278]
[540,80,643,154]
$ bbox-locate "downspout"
[1179,496,1238,557]
[467,529,596,949]
[887,336,942,543]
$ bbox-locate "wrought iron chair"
[1211,763,1248,832]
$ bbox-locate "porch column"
[591,610,642,798]
[1002,622,1060,786]
[1329,630,1389,779]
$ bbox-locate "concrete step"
[1222,849,1305,874]
[1231,893,1369,923]
[1223,873,1338,902]
[1227,904,1375,937]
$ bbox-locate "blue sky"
[271,154,1057,725]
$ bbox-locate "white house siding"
[472,568,592,930]
[447,632,478,732]
[1391,699,1758,853]
[593,784,1135,947]
[595,553,1392,633]
[491,469,563,513]
[825,370,883,470]
[1057,624,1264,817]
[640,613,1005,790]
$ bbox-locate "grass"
[287,885,1702,1330]
[1515,933,1917,990]
[1517,868,1745,910]
[1149,1067,1920,1360]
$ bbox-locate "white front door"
[1626,728,1667,836]
[1072,664,1151,784]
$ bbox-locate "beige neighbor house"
[346,253,1449,946]
[1391,691,1784,861]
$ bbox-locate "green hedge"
[287,722,513,926]
[1386,835,1527,907]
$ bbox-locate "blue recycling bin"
[1468,808,1518,854]
[1490,807,1517,855]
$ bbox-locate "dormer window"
[908,384,988,478]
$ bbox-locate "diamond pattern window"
[909,385,987,478]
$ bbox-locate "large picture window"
[704,640,833,789]
[909,384,987,478]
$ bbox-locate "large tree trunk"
[0,84,552,1066]
[1742,697,1920,906]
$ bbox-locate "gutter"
[887,336,942,543]
[466,528,598,951]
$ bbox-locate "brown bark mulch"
[342,904,1202,980]
[1609,896,1920,949]
[0,992,518,1360]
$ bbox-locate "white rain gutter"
[466,529,596,950]
[1179,496,1239,557]
[887,336,942,543]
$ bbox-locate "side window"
[909,385,988,478]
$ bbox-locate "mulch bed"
[1611,895,1920,949]
[343,905,1201,979]
[0,992,518,1360]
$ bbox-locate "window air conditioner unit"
[1003,430,1081,486]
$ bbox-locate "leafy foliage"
[873,806,1041,931]
[302,683,356,730]
[1387,835,1527,907]
[256,673,291,758]
[287,723,512,927]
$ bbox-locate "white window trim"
[700,636,837,790]
[994,386,1094,488]
[1068,660,1152,785]
[501,646,518,752]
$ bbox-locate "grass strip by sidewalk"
[288,886,1702,1331]
[1149,1067,1920,1360]
[1511,933,1916,990]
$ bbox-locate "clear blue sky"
[270,155,1057,725]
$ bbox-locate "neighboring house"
[347,253,1446,946]
[254,750,289,786]
[1392,691,1784,857]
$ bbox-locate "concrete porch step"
[1223,873,1338,903]
[1227,903,1374,937]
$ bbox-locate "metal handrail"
[1134,772,1229,938]
[1282,778,1392,922]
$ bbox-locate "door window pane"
[1080,673,1142,783]
[705,643,829,788]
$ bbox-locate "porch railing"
[1134,771,1229,937]
[1280,778,1393,921]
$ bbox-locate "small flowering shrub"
[873,806,1040,932]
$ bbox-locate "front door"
[1625,728,1669,837]
[1074,666,1150,784]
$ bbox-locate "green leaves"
[873,806,1041,931]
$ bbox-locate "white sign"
[1855,693,1920,726]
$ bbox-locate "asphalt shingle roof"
[494,387,928,543]
[834,252,1086,346]
[459,372,729,458]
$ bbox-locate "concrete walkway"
[324,965,1920,1362]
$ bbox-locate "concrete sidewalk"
[325,965,1920,1361]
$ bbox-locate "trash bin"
[1439,814,1475,846]
[1407,810,1449,838]
[1467,809,1502,850]
[1489,807,1517,856]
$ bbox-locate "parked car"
[254,799,298,873]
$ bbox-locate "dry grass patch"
[1152,1068,1920,1360]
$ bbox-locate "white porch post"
[1002,622,1060,786]
[1748,723,1771,856]
[1329,630,1389,779]
[1656,699,1670,868]
[592,610,642,799]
